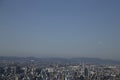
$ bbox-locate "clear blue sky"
[0,0,120,60]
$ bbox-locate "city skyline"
[0,0,120,60]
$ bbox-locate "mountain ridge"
[0,56,120,64]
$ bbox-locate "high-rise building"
[0,67,4,75]
[80,75,85,80]
[84,68,88,77]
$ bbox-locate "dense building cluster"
[0,60,120,80]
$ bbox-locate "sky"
[0,0,120,60]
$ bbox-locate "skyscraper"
[84,68,88,77]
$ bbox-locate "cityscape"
[0,57,120,80]
[1,0,120,80]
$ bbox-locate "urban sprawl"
[0,58,120,80]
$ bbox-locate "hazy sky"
[0,0,120,60]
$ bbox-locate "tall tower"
[82,62,85,75]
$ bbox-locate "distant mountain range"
[0,56,120,64]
